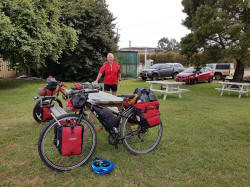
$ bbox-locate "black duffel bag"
[134,88,157,102]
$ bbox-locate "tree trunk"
[232,59,244,82]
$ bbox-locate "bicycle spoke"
[121,110,163,154]
[38,115,97,171]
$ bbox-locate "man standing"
[93,53,122,95]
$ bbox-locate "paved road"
[244,71,250,76]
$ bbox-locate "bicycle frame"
[73,100,141,148]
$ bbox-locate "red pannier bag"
[54,120,84,156]
[65,98,77,112]
[133,101,161,128]
[40,107,53,121]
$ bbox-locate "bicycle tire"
[33,97,63,123]
[120,109,163,155]
[38,114,97,172]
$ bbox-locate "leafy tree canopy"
[0,0,77,75]
[42,0,118,81]
[180,0,250,81]
[158,37,180,52]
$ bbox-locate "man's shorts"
[104,84,117,92]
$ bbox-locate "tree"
[0,0,77,75]
[180,0,250,81]
[41,0,118,81]
[158,37,180,52]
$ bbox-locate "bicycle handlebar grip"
[69,89,99,95]
[84,89,99,93]
[117,94,135,99]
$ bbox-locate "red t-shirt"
[99,61,121,85]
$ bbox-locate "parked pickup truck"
[206,63,234,80]
[140,63,184,81]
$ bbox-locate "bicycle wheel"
[38,114,97,172]
[33,97,63,123]
[120,109,163,155]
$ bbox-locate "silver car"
[140,63,184,81]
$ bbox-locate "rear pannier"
[134,101,161,128]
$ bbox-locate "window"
[216,64,230,69]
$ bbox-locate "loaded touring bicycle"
[38,88,163,171]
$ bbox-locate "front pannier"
[40,107,53,121]
[134,101,161,128]
[54,120,84,156]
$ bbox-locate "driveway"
[244,71,250,76]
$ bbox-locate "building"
[120,47,162,54]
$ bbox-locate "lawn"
[0,79,249,186]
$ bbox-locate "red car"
[176,67,213,84]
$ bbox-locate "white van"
[206,63,234,80]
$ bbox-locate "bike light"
[32,96,39,101]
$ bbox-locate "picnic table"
[146,81,189,100]
[215,81,250,98]
[51,91,123,130]
[87,91,124,130]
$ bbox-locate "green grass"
[0,79,249,186]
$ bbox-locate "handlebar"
[117,94,135,99]
[69,89,99,95]
[58,81,66,87]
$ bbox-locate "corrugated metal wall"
[118,51,138,78]
[0,59,17,78]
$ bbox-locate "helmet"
[91,157,115,175]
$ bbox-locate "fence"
[0,59,17,79]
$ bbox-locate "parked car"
[206,63,234,80]
[140,63,184,81]
[176,67,213,84]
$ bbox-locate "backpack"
[54,120,84,156]
[46,77,58,91]
[134,101,161,128]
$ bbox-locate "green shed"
[118,51,138,78]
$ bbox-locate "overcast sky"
[105,0,190,49]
